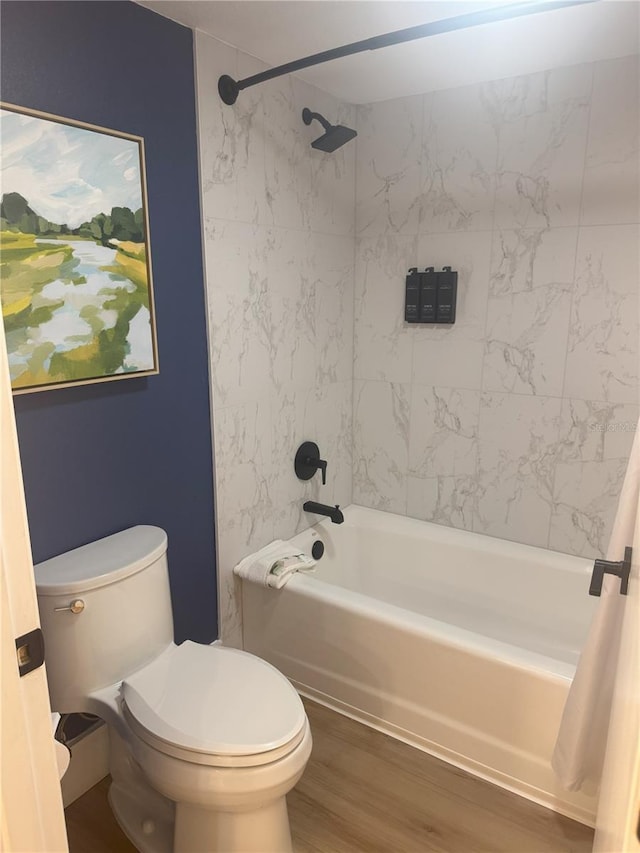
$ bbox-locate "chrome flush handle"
[54,599,85,614]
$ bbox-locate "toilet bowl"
[34,526,311,853]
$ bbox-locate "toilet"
[34,525,312,853]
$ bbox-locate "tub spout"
[303,501,344,524]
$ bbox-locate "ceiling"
[139,0,640,103]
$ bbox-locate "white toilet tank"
[35,526,174,713]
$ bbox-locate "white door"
[593,488,640,853]
[0,322,68,851]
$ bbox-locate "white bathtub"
[242,505,598,825]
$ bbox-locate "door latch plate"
[15,628,45,677]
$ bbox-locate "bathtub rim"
[295,504,594,576]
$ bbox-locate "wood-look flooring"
[65,698,594,853]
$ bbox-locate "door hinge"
[589,547,632,597]
[15,628,45,677]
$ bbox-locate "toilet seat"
[122,642,307,768]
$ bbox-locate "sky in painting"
[0,108,143,229]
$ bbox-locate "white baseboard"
[61,722,109,807]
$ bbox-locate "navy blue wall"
[1,1,217,643]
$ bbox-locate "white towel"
[233,539,316,589]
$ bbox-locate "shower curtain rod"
[218,0,596,105]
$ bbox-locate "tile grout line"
[548,63,596,550]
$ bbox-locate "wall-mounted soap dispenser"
[294,442,327,484]
[405,266,457,324]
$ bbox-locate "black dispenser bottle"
[419,267,437,322]
[404,268,419,322]
[436,266,457,324]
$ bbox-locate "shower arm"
[218,0,596,105]
[302,109,332,133]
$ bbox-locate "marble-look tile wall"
[196,33,355,645]
[354,55,639,558]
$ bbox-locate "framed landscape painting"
[0,103,158,393]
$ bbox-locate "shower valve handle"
[316,458,327,485]
[304,454,327,485]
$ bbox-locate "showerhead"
[302,107,357,153]
[312,123,358,153]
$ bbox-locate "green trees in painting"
[0,192,71,237]
[75,205,145,244]
[0,192,145,245]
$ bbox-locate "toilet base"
[109,779,174,853]
[174,798,292,853]
[110,775,294,853]
[109,772,294,853]
[108,724,175,853]
[105,717,308,853]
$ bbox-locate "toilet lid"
[122,642,306,757]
